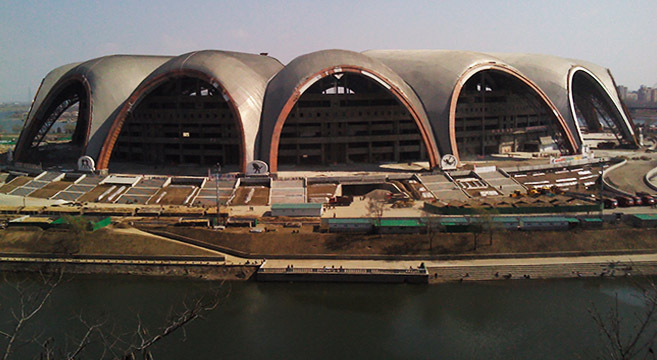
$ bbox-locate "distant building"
[617,85,628,100]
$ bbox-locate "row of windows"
[290,110,407,118]
[146,101,229,110]
[134,112,233,119]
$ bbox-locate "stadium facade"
[14,49,637,173]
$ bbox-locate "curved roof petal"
[17,55,172,161]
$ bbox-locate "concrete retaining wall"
[501,158,607,173]
[0,257,256,281]
[256,267,428,283]
[602,159,634,196]
[644,167,657,192]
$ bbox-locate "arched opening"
[570,69,635,148]
[454,70,570,160]
[109,76,242,172]
[15,81,90,166]
[276,72,430,169]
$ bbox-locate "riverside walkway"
[258,253,657,283]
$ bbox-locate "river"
[0,275,651,359]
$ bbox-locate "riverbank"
[144,224,657,258]
[0,257,256,280]
[2,224,657,283]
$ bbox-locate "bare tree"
[590,273,657,360]
[467,218,482,251]
[0,271,63,360]
[366,198,385,236]
[474,208,500,246]
[0,272,227,359]
[108,288,224,360]
[423,216,444,253]
[366,198,385,222]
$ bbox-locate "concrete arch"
[15,55,172,166]
[14,75,92,162]
[449,63,578,161]
[260,49,439,172]
[97,70,247,171]
[567,66,636,145]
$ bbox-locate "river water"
[0,275,651,359]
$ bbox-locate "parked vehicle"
[616,196,634,207]
[603,198,618,209]
[631,196,643,206]
[636,192,656,206]
[329,195,353,206]
[641,195,656,206]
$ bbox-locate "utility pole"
[599,160,604,217]
[214,162,222,226]
[481,73,486,156]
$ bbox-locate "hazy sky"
[1,0,656,103]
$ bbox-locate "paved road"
[605,159,657,195]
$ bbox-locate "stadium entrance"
[454,70,568,159]
[111,77,241,168]
[571,69,635,147]
[277,72,428,168]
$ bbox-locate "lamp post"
[214,163,222,226]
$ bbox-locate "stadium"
[2,49,642,210]
[13,49,636,172]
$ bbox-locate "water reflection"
[0,275,651,359]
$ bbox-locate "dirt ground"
[147,186,195,205]
[231,186,269,205]
[154,224,657,257]
[77,184,114,202]
[0,226,219,256]
[29,180,73,198]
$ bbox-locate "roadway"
[605,158,657,196]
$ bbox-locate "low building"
[629,214,657,228]
[327,218,373,233]
[579,217,604,228]
[376,219,424,234]
[490,217,520,230]
[519,216,578,231]
[271,203,323,217]
[439,217,469,233]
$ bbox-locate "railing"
[259,266,428,275]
